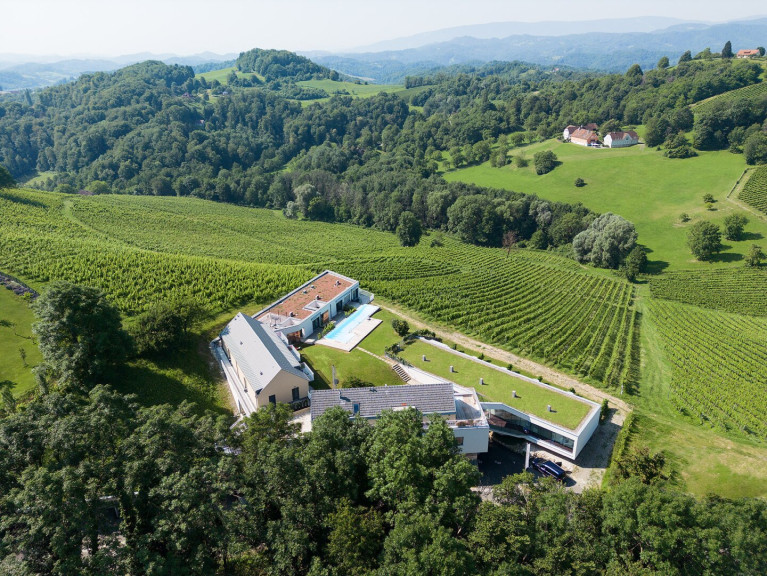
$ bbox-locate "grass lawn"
[631,412,767,499]
[196,67,264,85]
[398,340,593,431]
[354,308,403,355]
[299,344,401,389]
[444,140,767,272]
[297,79,403,98]
[112,337,230,416]
[20,171,57,187]
[0,289,42,397]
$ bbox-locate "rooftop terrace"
[399,339,594,431]
[257,270,355,329]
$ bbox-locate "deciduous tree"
[32,282,131,388]
[687,220,722,261]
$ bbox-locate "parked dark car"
[530,457,567,481]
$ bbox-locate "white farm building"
[604,131,639,148]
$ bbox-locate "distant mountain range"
[307,17,767,83]
[346,17,701,53]
[2,16,767,91]
[0,52,237,91]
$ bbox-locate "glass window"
[268,395,276,405]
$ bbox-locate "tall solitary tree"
[32,281,131,388]
[679,50,692,64]
[723,214,748,241]
[687,221,722,261]
[396,211,422,247]
[722,41,734,59]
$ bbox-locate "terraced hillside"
[649,268,767,317]
[647,298,767,438]
[0,190,637,393]
[739,165,767,215]
[693,80,767,115]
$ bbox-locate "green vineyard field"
[0,189,637,390]
[694,81,767,115]
[649,268,767,317]
[648,298,767,439]
[739,165,767,215]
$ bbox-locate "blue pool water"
[324,304,377,343]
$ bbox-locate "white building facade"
[256,270,372,343]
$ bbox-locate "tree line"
[0,52,764,269]
[2,280,766,575]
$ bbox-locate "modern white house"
[396,339,601,461]
[256,270,372,344]
[310,382,490,458]
[214,313,314,415]
[604,131,639,148]
[482,396,600,459]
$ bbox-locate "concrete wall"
[573,403,601,458]
[453,424,490,455]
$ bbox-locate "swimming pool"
[324,304,378,343]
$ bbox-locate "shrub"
[574,177,586,187]
[533,150,558,175]
[320,321,336,337]
[391,319,410,337]
[600,399,609,423]
[687,221,722,261]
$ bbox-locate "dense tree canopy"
[687,220,722,261]
[32,281,131,388]
[0,165,14,188]
[1,388,766,575]
[573,213,637,269]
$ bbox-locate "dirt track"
[378,300,632,414]
[378,300,632,490]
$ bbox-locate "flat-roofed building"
[310,382,490,458]
[256,270,372,343]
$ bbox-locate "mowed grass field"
[444,140,765,271]
[399,339,593,430]
[0,289,42,396]
[297,79,403,98]
[196,67,264,84]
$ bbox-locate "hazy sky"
[0,0,764,57]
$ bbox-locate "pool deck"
[315,306,382,352]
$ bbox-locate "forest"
[2,370,765,576]
[0,52,764,266]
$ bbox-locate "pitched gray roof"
[220,313,310,394]
[310,383,456,421]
